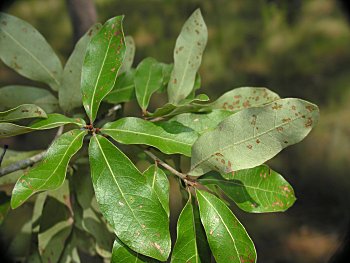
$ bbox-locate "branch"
[0,126,64,177]
[144,150,196,187]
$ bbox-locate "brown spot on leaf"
[247,145,253,150]
[282,118,291,123]
[276,127,284,132]
[305,117,313,127]
[272,103,283,110]
[243,100,251,108]
[21,109,29,113]
[305,105,314,112]
[256,139,260,144]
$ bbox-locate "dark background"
[1,0,350,262]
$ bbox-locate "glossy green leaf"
[171,110,233,134]
[89,135,171,261]
[196,190,256,263]
[38,183,73,263]
[171,196,200,263]
[104,69,136,104]
[59,23,101,113]
[0,85,59,113]
[81,16,126,123]
[11,129,86,208]
[0,13,62,91]
[210,87,280,111]
[0,113,85,138]
[135,57,163,112]
[199,165,296,213]
[143,165,169,216]
[149,94,210,118]
[0,104,47,122]
[119,35,135,74]
[190,98,319,176]
[168,9,208,103]
[112,238,159,263]
[102,117,198,156]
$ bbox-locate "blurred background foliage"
[1,0,350,262]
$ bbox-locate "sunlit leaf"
[0,113,85,138]
[190,98,319,176]
[59,23,101,113]
[199,165,296,213]
[0,104,47,122]
[171,196,200,263]
[11,129,86,208]
[119,35,135,74]
[143,165,169,216]
[102,117,198,156]
[0,85,59,113]
[81,16,126,123]
[0,13,62,91]
[196,190,256,263]
[210,87,280,111]
[89,135,171,261]
[167,9,208,103]
[104,69,136,104]
[135,57,163,112]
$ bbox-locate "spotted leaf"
[190,98,319,176]
[81,16,126,123]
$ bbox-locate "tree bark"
[65,0,97,44]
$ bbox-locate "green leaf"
[210,87,280,111]
[119,35,135,74]
[0,104,47,122]
[59,23,101,113]
[171,196,200,263]
[104,69,136,104]
[135,57,163,112]
[102,117,198,156]
[199,165,296,213]
[0,13,62,91]
[11,129,86,208]
[0,113,85,138]
[89,135,171,261]
[149,94,210,118]
[81,16,126,123]
[190,98,319,176]
[143,165,169,216]
[171,110,233,134]
[112,238,159,263]
[0,85,59,113]
[187,73,201,100]
[196,190,256,263]
[167,9,208,103]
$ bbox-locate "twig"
[0,145,9,167]
[0,126,64,177]
[144,150,196,187]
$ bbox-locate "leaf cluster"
[0,9,319,263]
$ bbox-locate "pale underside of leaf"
[0,104,47,122]
[167,9,208,103]
[190,98,319,176]
[0,13,62,91]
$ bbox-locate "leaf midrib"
[93,136,148,245]
[103,127,193,148]
[197,191,240,260]
[1,28,60,86]
[89,34,114,122]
